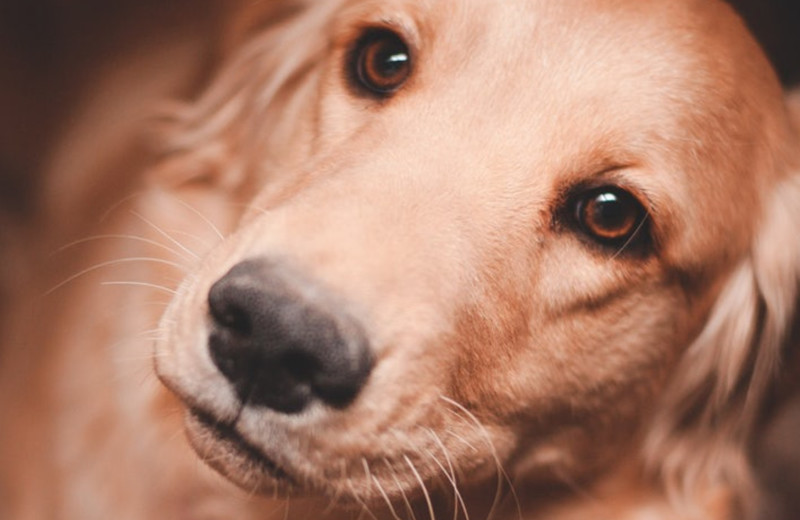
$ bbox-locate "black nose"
[207,258,373,414]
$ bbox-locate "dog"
[1,0,799,519]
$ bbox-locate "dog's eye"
[349,29,411,97]
[573,186,649,248]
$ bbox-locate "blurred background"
[0,0,228,217]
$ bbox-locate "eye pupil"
[575,187,646,245]
[374,47,408,75]
[352,29,411,96]
[588,193,634,236]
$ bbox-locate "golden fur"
[1,1,799,519]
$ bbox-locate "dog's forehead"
[331,0,781,164]
[425,1,753,115]
[338,0,759,157]
[326,0,786,266]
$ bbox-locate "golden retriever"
[2,0,799,519]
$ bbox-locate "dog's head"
[154,0,800,515]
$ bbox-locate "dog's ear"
[146,0,336,194]
[645,101,800,509]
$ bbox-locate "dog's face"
[155,0,794,511]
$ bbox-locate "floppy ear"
[146,0,338,193]
[644,117,800,508]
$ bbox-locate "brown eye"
[574,187,648,247]
[350,29,411,97]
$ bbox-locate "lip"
[187,407,296,486]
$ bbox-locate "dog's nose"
[207,259,373,414]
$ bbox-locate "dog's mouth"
[186,407,296,489]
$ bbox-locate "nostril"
[205,258,374,415]
[209,296,252,337]
[207,269,265,393]
[282,350,319,383]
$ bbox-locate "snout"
[207,258,374,414]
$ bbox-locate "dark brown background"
[0,0,228,215]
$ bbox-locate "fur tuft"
[645,117,800,512]
[150,1,340,191]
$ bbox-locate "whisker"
[165,422,188,445]
[101,280,178,295]
[51,233,194,262]
[347,477,379,520]
[107,355,160,387]
[130,210,200,260]
[552,466,605,511]
[372,474,404,520]
[363,457,402,520]
[319,460,347,517]
[438,395,522,520]
[425,429,469,520]
[44,257,187,296]
[166,229,214,251]
[439,395,503,518]
[271,485,279,511]
[99,190,148,223]
[170,196,225,240]
[136,368,163,391]
[383,457,418,520]
[610,213,650,261]
[281,499,291,520]
[443,427,479,454]
[122,299,172,311]
[238,202,271,219]
[114,352,169,363]
[129,326,167,338]
[420,447,458,520]
[256,499,288,520]
[403,454,436,520]
[110,329,169,357]
[240,465,265,509]
[494,474,523,520]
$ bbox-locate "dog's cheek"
[504,300,683,483]
[460,269,681,405]
[452,276,685,457]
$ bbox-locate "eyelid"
[554,179,655,257]
[560,167,656,217]
[331,10,421,54]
